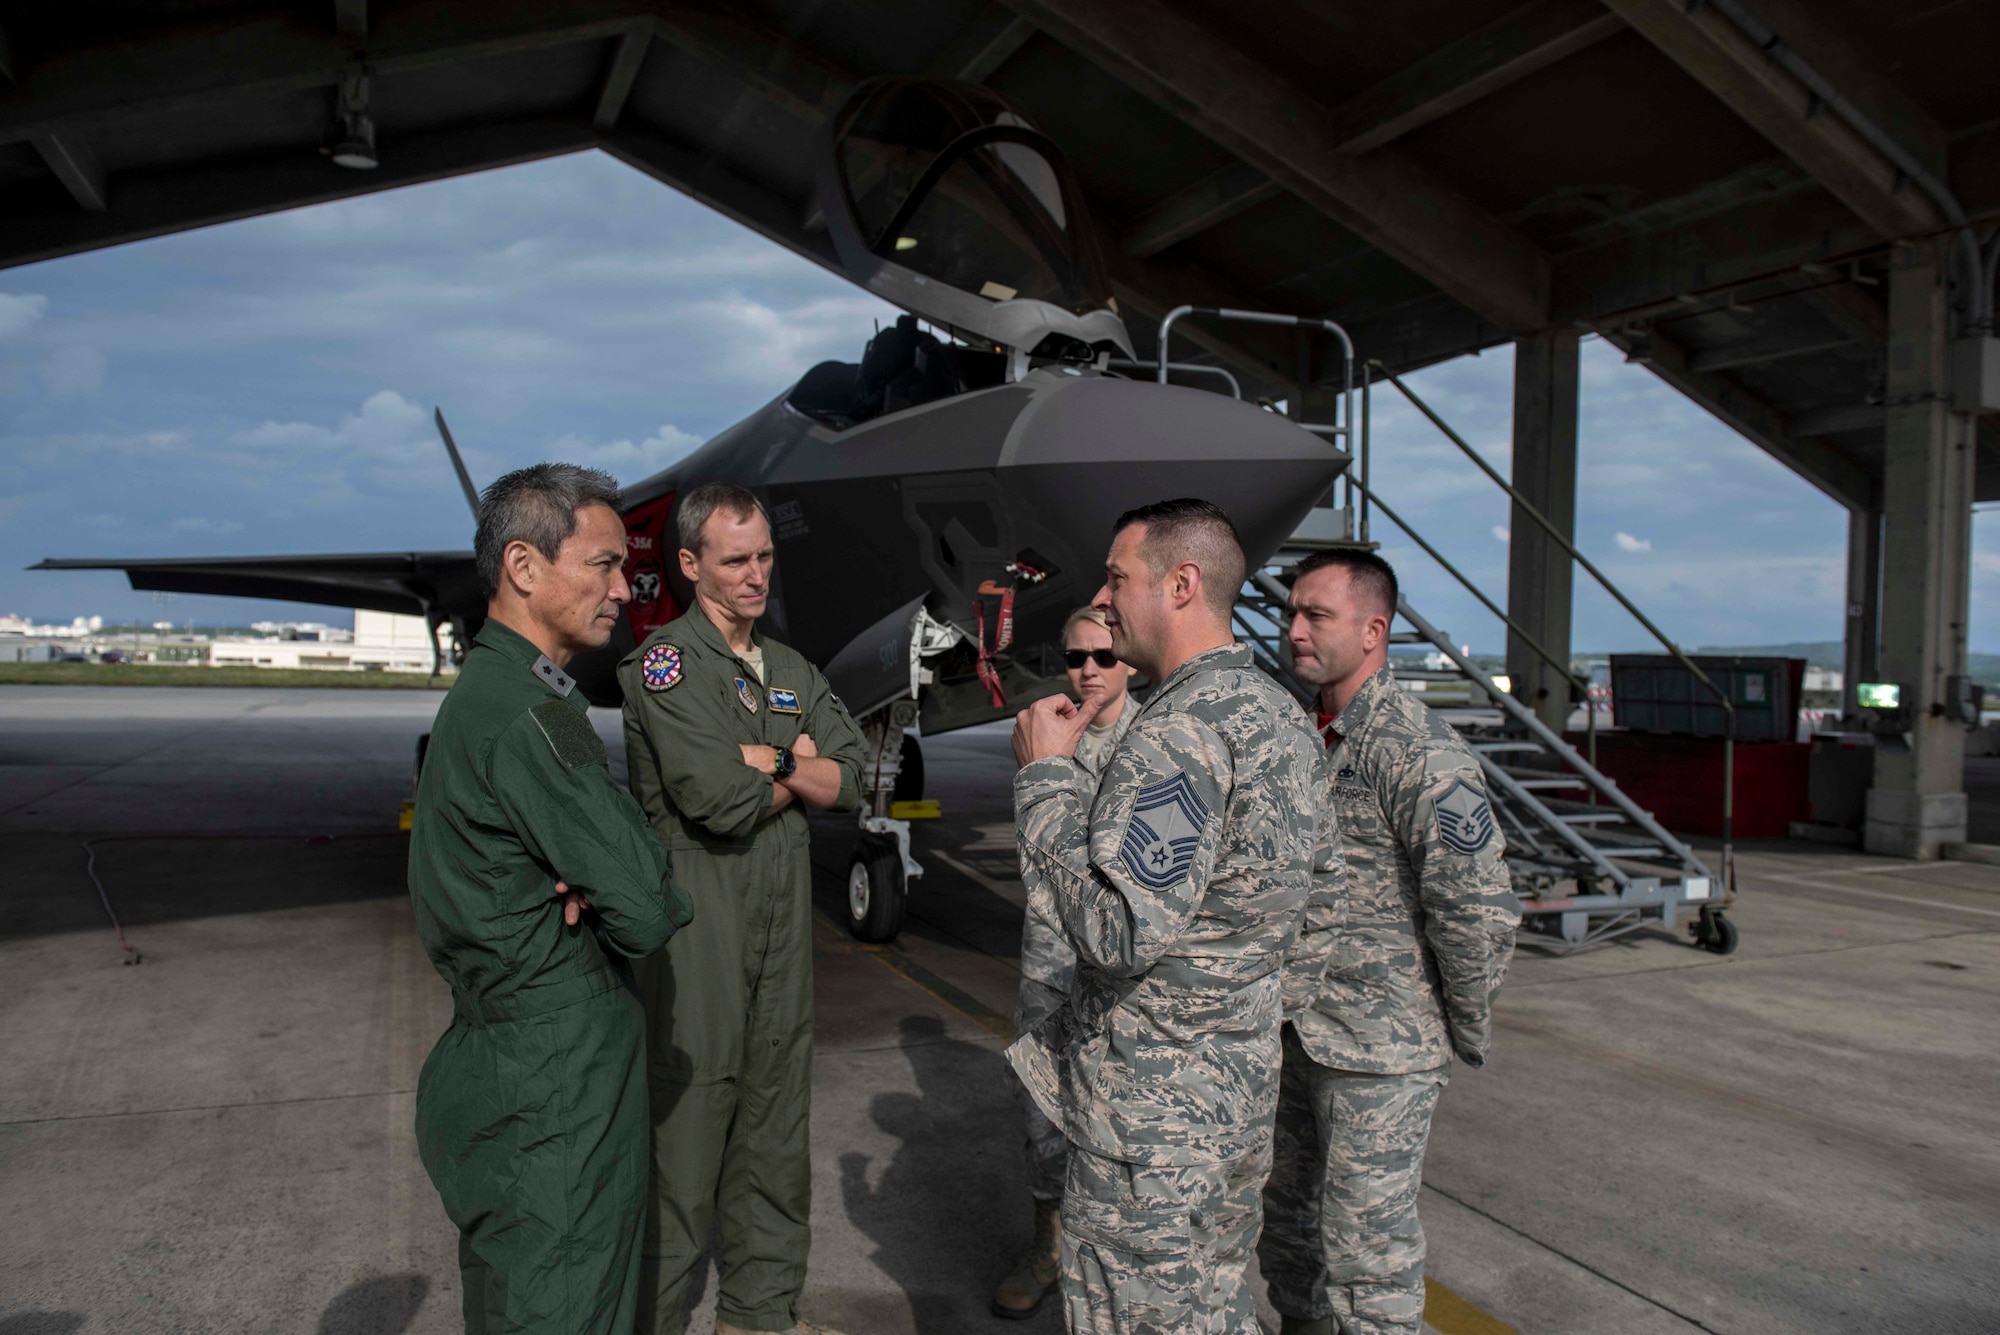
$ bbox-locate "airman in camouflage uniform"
[995,606,1140,1319]
[1009,500,1337,1335]
[1265,550,1517,1335]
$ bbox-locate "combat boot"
[990,1196,1063,1318]
[1278,1317,1335,1335]
[715,1320,849,1335]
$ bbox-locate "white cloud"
[1976,551,2000,574]
[1491,525,1510,543]
[42,345,105,396]
[0,292,48,339]
[172,516,242,534]
[1615,531,1653,553]
[234,388,429,459]
[549,423,705,479]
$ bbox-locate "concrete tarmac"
[2,685,1997,1334]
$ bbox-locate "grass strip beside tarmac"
[0,662,453,690]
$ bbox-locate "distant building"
[208,611,449,674]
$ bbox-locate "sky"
[3,147,1998,652]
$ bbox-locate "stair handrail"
[1373,361,1735,889]
[1397,598,1714,880]
[1160,305,1357,529]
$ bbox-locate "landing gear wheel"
[892,734,925,803]
[1693,909,1738,955]
[847,832,907,943]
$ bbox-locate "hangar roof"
[3,0,1996,506]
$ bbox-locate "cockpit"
[832,81,1114,321]
[810,77,1133,408]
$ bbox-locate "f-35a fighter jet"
[37,78,1348,940]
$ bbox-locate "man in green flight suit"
[619,482,867,1335]
[410,462,693,1335]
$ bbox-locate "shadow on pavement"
[839,1014,1058,1334]
[317,1273,430,1335]
[0,1316,86,1335]
[1,832,410,942]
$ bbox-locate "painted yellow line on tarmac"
[1425,1277,1522,1335]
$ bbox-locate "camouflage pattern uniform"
[1264,666,1517,1335]
[1008,643,1335,1335]
[1014,698,1138,1201]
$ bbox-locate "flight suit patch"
[1436,777,1495,854]
[641,643,682,692]
[767,687,802,714]
[529,700,607,770]
[1120,772,1209,891]
[735,678,759,713]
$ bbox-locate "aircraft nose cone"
[1000,374,1348,570]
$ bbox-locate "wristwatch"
[773,746,797,780]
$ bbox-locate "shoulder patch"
[641,642,682,692]
[529,699,607,770]
[1120,771,1210,891]
[1435,777,1495,854]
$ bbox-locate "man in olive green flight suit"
[411,463,693,1335]
[619,482,866,1335]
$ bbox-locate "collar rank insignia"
[1435,778,1496,854]
[640,643,681,692]
[531,654,574,698]
[1121,771,1210,892]
[767,687,802,714]
[735,677,759,713]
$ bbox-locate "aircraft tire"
[846,833,907,943]
[892,735,924,803]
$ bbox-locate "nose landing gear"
[847,831,908,942]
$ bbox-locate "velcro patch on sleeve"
[1435,777,1495,854]
[1119,771,1210,891]
[530,699,608,770]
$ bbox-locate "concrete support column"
[1842,506,1881,721]
[1866,241,1973,858]
[1506,327,1581,735]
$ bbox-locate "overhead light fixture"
[328,66,378,170]
[894,236,918,251]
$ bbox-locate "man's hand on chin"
[1011,693,1104,768]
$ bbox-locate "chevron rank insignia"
[1120,771,1209,892]
[767,687,802,714]
[640,643,681,692]
[735,677,758,713]
[1435,778,1495,854]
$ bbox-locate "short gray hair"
[475,463,623,600]
[677,482,770,556]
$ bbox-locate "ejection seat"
[787,314,1005,429]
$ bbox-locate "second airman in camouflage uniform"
[1009,501,1337,1335]
[1266,550,1517,1335]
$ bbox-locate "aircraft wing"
[30,551,480,620]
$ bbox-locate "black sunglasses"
[1064,649,1119,670]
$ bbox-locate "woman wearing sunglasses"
[992,605,1137,1319]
